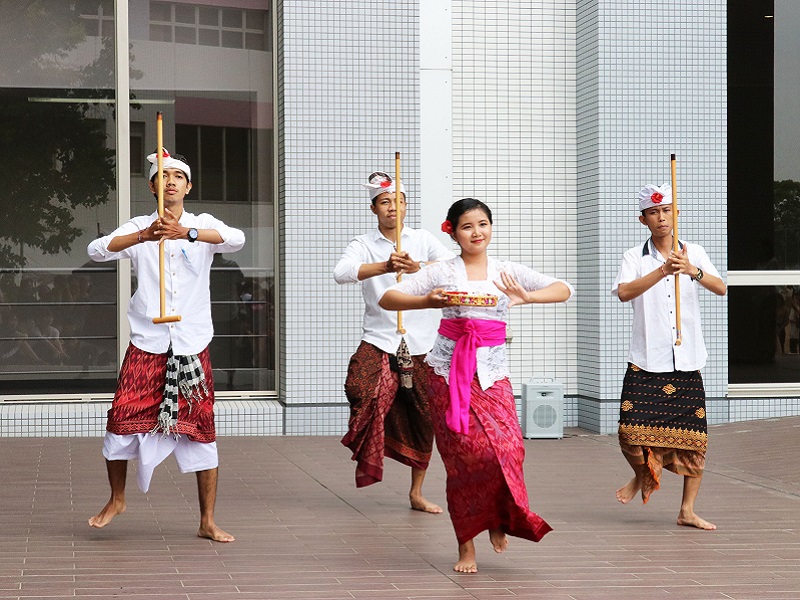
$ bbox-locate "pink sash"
[438,318,507,434]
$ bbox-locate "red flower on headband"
[380,180,391,188]
[441,220,453,234]
[651,192,664,204]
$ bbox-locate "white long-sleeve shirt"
[611,238,721,372]
[333,227,455,355]
[87,210,245,355]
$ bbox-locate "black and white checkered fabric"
[151,344,209,438]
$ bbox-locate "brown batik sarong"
[618,363,706,503]
[340,341,434,488]
[107,343,216,443]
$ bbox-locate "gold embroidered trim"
[618,423,707,452]
[631,364,641,371]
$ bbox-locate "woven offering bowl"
[442,291,498,307]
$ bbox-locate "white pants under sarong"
[103,432,218,493]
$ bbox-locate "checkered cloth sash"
[151,344,209,438]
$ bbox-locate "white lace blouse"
[385,256,574,390]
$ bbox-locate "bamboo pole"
[395,151,406,335]
[153,112,181,324]
[671,153,681,346]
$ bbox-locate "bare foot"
[616,476,641,504]
[454,540,477,573]
[677,511,716,530]
[489,529,508,553]
[410,494,443,514]
[88,498,125,528]
[197,523,235,542]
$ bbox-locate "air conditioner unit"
[521,379,563,439]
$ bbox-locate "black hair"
[444,198,493,230]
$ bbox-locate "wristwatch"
[693,268,704,281]
[187,227,198,243]
[418,261,427,269]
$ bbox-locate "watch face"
[188,228,198,241]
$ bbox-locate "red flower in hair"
[380,180,391,188]
[441,220,453,234]
[651,192,664,204]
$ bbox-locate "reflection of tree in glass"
[0,2,132,269]
[0,93,116,268]
[774,180,800,268]
[0,2,86,83]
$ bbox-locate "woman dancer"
[380,198,573,572]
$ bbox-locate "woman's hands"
[495,272,572,307]
[494,272,529,307]
[426,288,448,309]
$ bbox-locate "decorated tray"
[442,291,498,307]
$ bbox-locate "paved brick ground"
[2,416,800,599]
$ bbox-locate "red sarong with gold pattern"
[107,343,216,443]
[618,363,706,503]
[341,341,433,488]
[429,371,552,545]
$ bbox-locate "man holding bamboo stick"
[87,149,244,542]
[334,171,454,512]
[612,183,726,530]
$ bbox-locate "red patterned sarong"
[341,341,433,488]
[429,372,552,545]
[107,343,216,443]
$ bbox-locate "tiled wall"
[452,1,578,399]
[278,0,421,435]
[576,0,729,411]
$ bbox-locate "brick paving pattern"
[2,417,800,599]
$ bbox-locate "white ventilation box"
[521,379,563,439]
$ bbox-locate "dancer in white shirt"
[334,171,454,512]
[87,149,244,542]
[612,183,726,530]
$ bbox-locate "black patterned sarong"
[618,363,706,503]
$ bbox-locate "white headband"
[638,183,672,211]
[147,149,192,182]
[362,172,406,201]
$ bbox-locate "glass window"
[149,2,270,52]
[175,4,195,24]
[132,1,275,392]
[199,7,218,27]
[150,1,171,22]
[130,121,146,175]
[221,8,242,28]
[175,26,196,44]
[729,0,800,386]
[150,24,172,43]
[222,30,243,49]
[199,29,219,47]
[0,2,119,395]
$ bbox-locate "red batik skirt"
[107,343,216,443]
[429,371,552,545]
[341,341,434,487]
